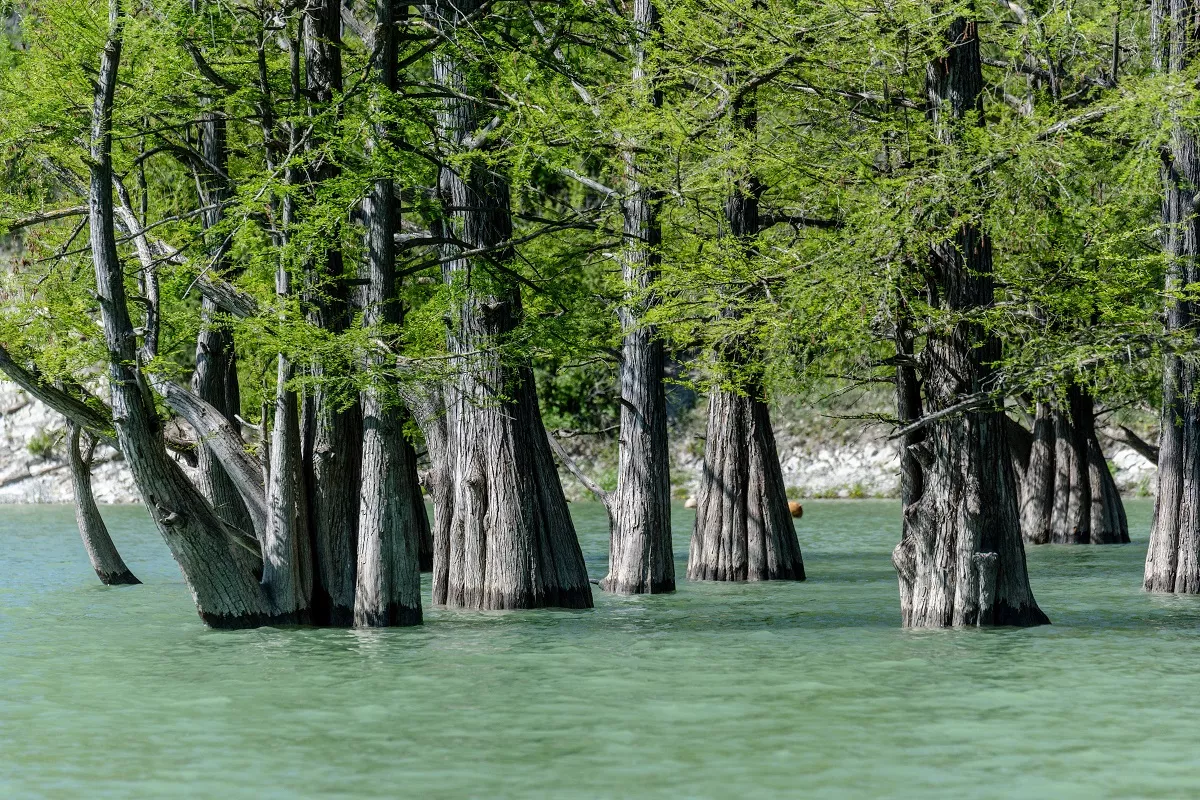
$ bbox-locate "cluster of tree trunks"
[891,16,1048,628]
[1008,388,1129,546]
[1145,0,1200,594]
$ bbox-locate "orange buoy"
[788,501,803,519]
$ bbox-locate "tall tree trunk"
[301,1,362,625]
[88,0,273,627]
[601,0,674,595]
[891,16,1046,627]
[1145,0,1200,592]
[892,289,925,623]
[67,423,139,586]
[354,0,422,627]
[687,75,804,584]
[428,0,592,610]
[191,94,254,538]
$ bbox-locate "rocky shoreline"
[0,381,1157,505]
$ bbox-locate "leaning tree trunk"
[1145,0,1200,593]
[890,16,1046,627]
[301,0,363,625]
[353,0,422,627]
[67,423,139,586]
[687,77,804,584]
[601,0,674,596]
[429,0,592,610]
[88,0,273,627]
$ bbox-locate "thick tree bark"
[191,100,255,538]
[67,423,139,586]
[893,291,925,623]
[428,0,592,610]
[301,1,363,625]
[891,16,1046,627]
[1017,403,1055,545]
[687,75,804,584]
[353,0,422,627]
[1011,390,1129,545]
[1145,0,1200,592]
[601,0,674,595]
[688,387,806,581]
[88,1,273,627]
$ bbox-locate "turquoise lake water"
[2,498,1199,798]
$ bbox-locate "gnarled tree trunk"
[891,16,1046,627]
[67,423,139,586]
[428,0,592,610]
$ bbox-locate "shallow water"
[2,499,1199,798]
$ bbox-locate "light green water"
[2,499,1199,798]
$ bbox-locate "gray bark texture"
[89,1,274,628]
[689,387,805,581]
[601,0,674,595]
[1145,0,1200,593]
[428,0,592,610]
[890,17,1047,627]
[687,69,804,584]
[1011,389,1128,545]
[191,102,255,539]
[67,423,139,586]
[301,0,363,625]
[354,0,422,627]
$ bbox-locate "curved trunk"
[688,387,805,581]
[353,0,422,628]
[429,0,591,610]
[601,0,673,596]
[892,15,1046,628]
[67,423,139,586]
[88,2,272,627]
[1145,0,1200,593]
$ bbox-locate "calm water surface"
[2,499,1199,798]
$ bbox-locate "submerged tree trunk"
[354,0,422,627]
[1012,389,1129,545]
[429,0,592,610]
[301,0,362,625]
[1145,0,1200,593]
[67,423,139,586]
[687,76,804,584]
[88,1,272,627]
[891,16,1046,627]
[688,387,806,581]
[601,0,674,596]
